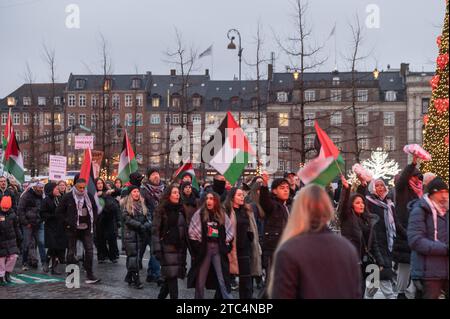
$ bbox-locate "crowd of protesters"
[0,155,448,299]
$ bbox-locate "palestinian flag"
[208,112,255,185]
[118,131,138,184]
[4,127,25,184]
[174,161,199,190]
[2,112,12,163]
[298,121,345,186]
[80,148,103,214]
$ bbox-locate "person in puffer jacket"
[408,177,448,299]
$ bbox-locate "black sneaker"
[146,275,155,283]
[85,276,101,284]
[5,272,12,283]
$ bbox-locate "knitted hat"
[271,178,289,190]
[0,196,12,210]
[427,177,448,195]
[146,167,159,179]
[128,185,140,194]
[180,181,192,192]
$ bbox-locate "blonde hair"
[124,192,148,216]
[268,184,334,297]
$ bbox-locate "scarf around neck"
[423,194,447,241]
[72,189,94,233]
[366,194,396,252]
[144,183,165,204]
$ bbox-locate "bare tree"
[42,43,57,155]
[275,0,328,163]
[23,62,38,176]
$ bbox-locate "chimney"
[205,69,209,77]
[170,69,176,76]
[400,63,410,78]
[267,64,273,81]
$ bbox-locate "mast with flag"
[118,130,138,184]
[3,123,25,184]
[173,161,200,190]
[80,148,103,214]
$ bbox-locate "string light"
[422,3,449,183]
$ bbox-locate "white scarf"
[72,189,94,233]
[423,194,447,241]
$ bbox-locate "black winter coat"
[0,210,22,257]
[152,203,188,279]
[122,205,152,261]
[17,189,43,227]
[41,195,68,250]
[338,187,384,265]
[187,210,231,292]
[259,186,290,255]
[55,191,98,232]
[97,193,121,233]
[364,191,397,280]
[393,163,420,264]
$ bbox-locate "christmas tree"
[422,1,449,182]
[348,148,400,186]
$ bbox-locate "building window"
[152,96,160,107]
[68,94,76,107]
[112,114,120,127]
[44,113,52,125]
[150,155,160,165]
[231,97,240,108]
[13,113,20,125]
[358,135,369,150]
[136,113,143,126]
[385,91,397,102]
[15,131,20,142]
[192,114,201,124]
[305,112,315,127]
[23,97,31,106]
[75,79,85,89]
[91,114,98,129]
[383,112,395,126]
[304,90,316,102]
[357,112,368,126]
[172,114,180,124]
[305,134,315,150]
[91,95,99,107]
[79,94,86,107]
[103,79,112,91]
[54,96,61,105]
[131,78,141,89]
[332,77,340,86]
[278,160,289,172]
[384,136,395,151]
[331,135,342,149]
[38,97,46,106]
[125,95,133,107]
[357,89,368,102]
[207,114,215,125]
[330,90,341,102]
[421,98,430,114]
[279,113,289,127]
[68,114,76,127]
[330,112,342,126]
[22,131,29,142]
[112,94,120,109]
[277,91,287,103]
[136,133,143,145]
[279,136,289,152]
[1,113,7,125]
[171,96,181,108]
[150,114,160,125]
[125,113,133,127]
[23,113,30,125]
[78,114,86,126]
[150,132,160,143]
[54,113,62,125]
[192,96,202,108]
[135,94,143,107]
[182,114,187,124]
[213,98,221,110]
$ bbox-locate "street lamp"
[7,97,16,108]
[227,29,243,81]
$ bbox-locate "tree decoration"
[430,74,440,90]
[437,53,449,70]
[434,98,449,113]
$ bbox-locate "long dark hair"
[94,178,107,192]
[224,187,252,218]
[155,184,181,219]
[201,191,225,225]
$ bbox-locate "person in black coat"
[0,176,18,212]
[94,178,121,263]
[259,172,290,282]
[152,184,188,299]
[0,195,22,284]
[269,184,361,299]
[56,177,100,284]
[40,182,67,275]
[122,185,152,289]
[17,182,45,270]
[393,155,423,298]
[362,178,397,299]
[188,191,234,299]
[338,175,384,297]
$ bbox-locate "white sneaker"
[85,276,101,284]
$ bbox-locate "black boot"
[124,271,132,285]
[0,277,6,285]
[132,272,143,289]
[51,258,62,275]
[5,272,12,283]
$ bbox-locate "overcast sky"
[0,0,445,97]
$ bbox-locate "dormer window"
[277,92,288,103]
[131,78,141,89]
[192,95,202,108]
[103,79,112,91]
[231,96,240,108]
[75,79,85,89]
[385,91,397,102]
[213,98,221,110]
[332,77,340,86]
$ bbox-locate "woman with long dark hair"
[152,184,187,299]
[188,191,234,299]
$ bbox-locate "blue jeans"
[148,254,161,278]
[38,223,46,263]
[22,224,46,266]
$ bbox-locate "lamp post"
[227,29,243,81]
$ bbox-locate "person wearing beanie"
[140,167,164,284]
[423,172,437,192]
[0,196,22,285]
[180,181,199,226]
[56,178,100,284]
[40,182,67,275]
[393,155,424,299]
[408,176,448,299]
[0,176,17,212]
[258,172,291,291]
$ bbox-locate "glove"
[226,242,233,253]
